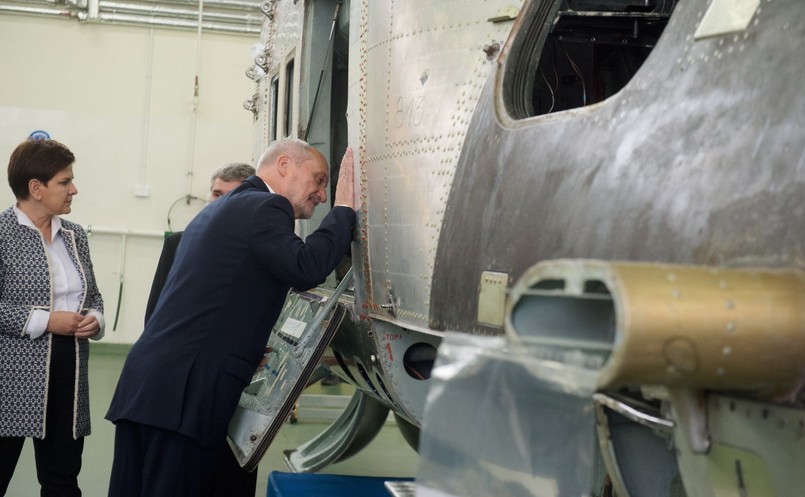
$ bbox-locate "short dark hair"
[210,162,255,188]
[8,139,75,200]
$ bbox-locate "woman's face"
[38,165,78,215]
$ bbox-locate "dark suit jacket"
[106,176,355,446]
[144,231,183,325]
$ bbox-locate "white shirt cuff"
[26,309,49,340]
[87,310,106,340]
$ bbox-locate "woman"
[0,138,104,497]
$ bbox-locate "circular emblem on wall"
[28,130,51,140]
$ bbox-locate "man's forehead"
[214,178,242,185]
[212,178,242,196]
[307,153,329,176]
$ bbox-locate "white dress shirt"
[14,206,105,340]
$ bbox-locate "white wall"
[0,14,258,343]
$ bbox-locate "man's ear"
[276,154,291,177]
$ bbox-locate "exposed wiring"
[540,68,556,113]
[559,39,587,107]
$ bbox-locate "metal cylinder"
[507,259,805,397]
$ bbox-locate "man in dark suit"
[144,162,255,324]
[106,139,356,497]
[143,162,257,496]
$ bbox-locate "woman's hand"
[74,314,101,339]
[47,311,100,338]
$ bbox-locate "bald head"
[256,139,329,219]
[257,139,323,172]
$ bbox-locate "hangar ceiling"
[0,0,262,34]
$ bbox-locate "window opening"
[270,75,279,141]
[505,0,677,119]
[284,59,295,137]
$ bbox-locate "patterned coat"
[0,206,104,439]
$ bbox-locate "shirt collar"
[13,204,62,240]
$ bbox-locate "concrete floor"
[5,346,418,496]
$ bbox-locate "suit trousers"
[0,335,84,497]
[211,442,258,497]
[108,420,220,497]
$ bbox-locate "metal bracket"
[593,392,674,433]
[245,65,265,82]
[243,93,259,115]
[379,287,398,317]
[669,388,711,454]
[254,50,271,71]
[260,0,274,18]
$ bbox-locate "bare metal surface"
[348,0,517,328]
[674,394,805,496]
[283,391,390,473]
[246,3,805,492]
[431,0,805,334]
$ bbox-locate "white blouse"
[14,205,104,339]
